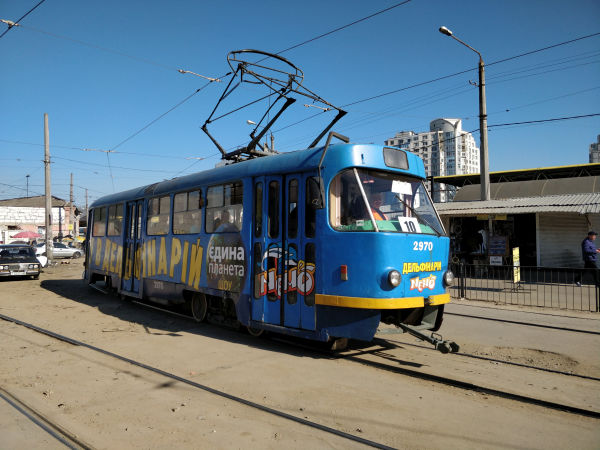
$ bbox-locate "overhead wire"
[272,1,412,57]
[1,21,221,81]
[342,31,600,108]
[101,76,226,190]
[0,0,47,39]
[273,39,600,149]
[0,139,207,160]
[3,5,599,188]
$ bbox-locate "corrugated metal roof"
[452,176,600,201]
[0,195,73,209]
[435,192,600,216]
[433,162,600,186]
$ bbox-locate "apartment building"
[385,118,479,201]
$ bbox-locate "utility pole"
[439,26,491,201]
[44,113,53,262]
[478,58,490,201]
[70,173,74,237]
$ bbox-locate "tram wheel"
[190,293,207,322]
[246,326,264,337]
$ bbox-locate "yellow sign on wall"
[512,247,520,284]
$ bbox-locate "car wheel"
[72,252,82,259]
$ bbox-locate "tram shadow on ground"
[38,278,412,363]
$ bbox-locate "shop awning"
[435,192,600,216]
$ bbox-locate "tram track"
[376,336,600,382]
[335,341,600,419]
[78,297,600,419]
[0,386,91,450]
[444,311,600,335]
[0,312,395,450]
[3,295,597,450]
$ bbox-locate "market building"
[0,195,81,244]
[432,163,600,268]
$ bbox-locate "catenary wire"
[342,31,600,108]
[0,0,47,39]
[272,1,411,57]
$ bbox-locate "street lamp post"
[439,26,490,201]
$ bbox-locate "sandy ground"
[1,259,599,449]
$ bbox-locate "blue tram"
[85,140,455,350]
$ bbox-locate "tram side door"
[120,200,143,297]
[251,174,316,330]
[251,176,283,325]
[282,173,317,330]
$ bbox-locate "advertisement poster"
[512,247,521,284]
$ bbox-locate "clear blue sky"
[1,0,599,206]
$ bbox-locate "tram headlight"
[443,270,455,287]
[388,270,401,287]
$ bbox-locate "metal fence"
[450,263,600,312]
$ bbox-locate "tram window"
[286,243,298,305]
[288,179,298,239]
[253,242,262,299]
[107,204,123,236]
[173,190,203,235]
[127,204,137,239]
[147,195,171,235]
[305,177,318,238]
[329,168,443,235]
[304,243,316,306]
[206,181,243,233]
[254,183,263,237]
[383,147,409,170]
[268,181,279,238]
[92,207,106,237]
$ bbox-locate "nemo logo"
[410,275,436,292]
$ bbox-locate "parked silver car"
[35,242,83,259]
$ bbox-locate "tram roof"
[91,144,426,207]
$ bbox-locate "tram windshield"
[329,168,444,235]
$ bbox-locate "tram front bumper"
[315,293,450,309]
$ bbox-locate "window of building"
[173,190,203,234]
[206,181,243,233]
[147,195,171,235]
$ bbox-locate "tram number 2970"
[413,241,433,251]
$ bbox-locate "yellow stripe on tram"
[315,293,450,309]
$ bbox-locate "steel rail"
[444,312,600,335]
[79,297,600,417]
[376,336,600,382]
[0,312,395,450]
[338,349,600,419]
[0,387,92,450]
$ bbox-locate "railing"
[450,263,600,312]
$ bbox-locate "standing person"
[577,231,600,286]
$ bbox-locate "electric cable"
[0,0,46,39]
[109,78,223,152]
[343,31,600,108]
[272,1,411,57]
